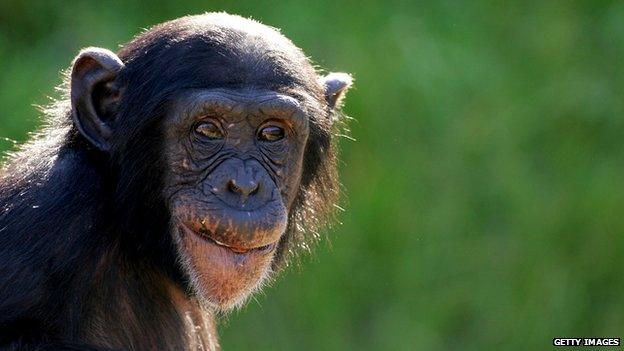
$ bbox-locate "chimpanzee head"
[68,13,351,310]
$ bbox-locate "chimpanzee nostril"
[227,178,259,197]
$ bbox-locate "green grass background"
[1,1,624,350]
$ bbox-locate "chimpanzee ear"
[319,72,353,110]
[70,47,124,151]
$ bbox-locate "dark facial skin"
[64,11,353,332]
[164,89,310,308]
[0,13,352,350]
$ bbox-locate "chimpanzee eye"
[195,121,224,140]
[258,126,285,142]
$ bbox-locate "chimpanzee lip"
[203,235,277,254]
[181,223,277,254]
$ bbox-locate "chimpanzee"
[0,13,351,350]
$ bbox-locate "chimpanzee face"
[67,13,352,311]
[163,89,310,309]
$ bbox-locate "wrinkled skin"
[164,90,310,308]
[0,12,352,350]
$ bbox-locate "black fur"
[0,13,349,350]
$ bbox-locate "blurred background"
[1,1,624,350]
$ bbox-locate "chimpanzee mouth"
[182,223,278,255]
[202,234,277,254]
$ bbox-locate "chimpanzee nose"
[227,177,259,197]
[211,158,270,209]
